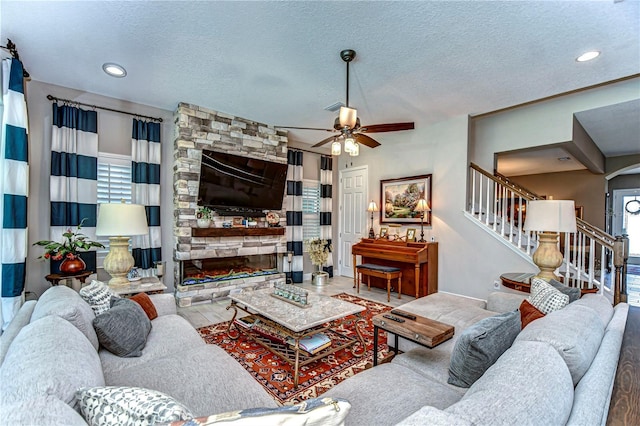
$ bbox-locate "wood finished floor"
[177,275,415,329]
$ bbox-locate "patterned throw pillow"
[80,280,115,316]
[76,386,193,426]
[166,397,351,426]
[529,277,570,314]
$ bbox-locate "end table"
[45,270,94,287]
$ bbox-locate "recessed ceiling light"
[576,51,600,62]
[102,62,127,78]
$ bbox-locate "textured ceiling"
[2,1,639,174]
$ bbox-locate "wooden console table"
[500,272,599,295]
[45,270,93,287]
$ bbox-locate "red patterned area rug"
[197,293,392,405]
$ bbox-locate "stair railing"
[468,163,626,303]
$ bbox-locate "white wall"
[338,115,532,299]
[25,81,174,298]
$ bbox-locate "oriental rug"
[197,293,392,405]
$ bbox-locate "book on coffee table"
[287,333,332,355]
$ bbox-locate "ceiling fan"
[278,49,414,155]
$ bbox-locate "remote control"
[390,310,417,321]
[383,314,405,323]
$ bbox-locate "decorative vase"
[312,266,329,286]
[60,257,86,275]
[197,218,211,228]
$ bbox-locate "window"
[96,153,132,264]
[302,179,321,241]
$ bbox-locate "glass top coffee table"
[227,288,366,387]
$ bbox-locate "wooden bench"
[356,263,402,302]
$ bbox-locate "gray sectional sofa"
[0,285,277,425]
[324,291,629,426]
[0,284,628,425]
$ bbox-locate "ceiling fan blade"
[355,134,381,148]
[359,122,415,133]
[312,135,339,148]
[275,126,335,132]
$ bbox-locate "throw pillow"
[529,277,570,314]
[80,280,115,316]
[93,298,151,357]
[549,278,581,303]
[448,310,521,388]
[130,292,158,320]
[519,299,545,328]
[166,397,351,426]
[76,386,193,425]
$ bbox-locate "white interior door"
[339,166,368,277]
[613,188,640,265]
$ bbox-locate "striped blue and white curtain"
[50,103,99,274]
[286,150,304,283]
[320,155,333,277]
[131,119,161,275]
[1,58,29,330]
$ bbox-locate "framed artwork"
[379,227,388,238]
[406,228,416,242]
[380,174,432,224]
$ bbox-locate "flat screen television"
[197,150,288,215]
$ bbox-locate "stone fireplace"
[173,103,289,306]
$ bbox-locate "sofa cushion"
[515,302,605,385]
[76,386,193,425]
[447,340,574,425]
[549,278,581,303]
[100,314,205,375]
[0,299,36,365]
[105,344,279,416]
[573,293,614,325]
[396,406,474,426]
[529,277,570,314]
[391,347,467,395]
[168,397,351,426]
[0,395,87,425]
[486,292,527,313]
[80,279,115,316]
[323,362,463,426]
[130,292,159,320]
[0,316,104,406]
[519,299,545,328]
[448,310,521,388]
[93,297,152,357]
[31,285,99,350]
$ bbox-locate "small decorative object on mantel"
[196,206,213,228]
[33,218,104,275]
[266,211,280,227]
[305,238,331,286]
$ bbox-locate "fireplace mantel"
[192,227,285,238]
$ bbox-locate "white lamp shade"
[344,137,356,153]
[414,199,430,212]
[524,200,577,233]
[367,201,379,212]
[331,140,342,156]
[349,142,359,156]
[96,203,150,236]
[339,106,357,128]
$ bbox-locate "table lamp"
[414,199,430,242]
[96,202,149,287]
[523,200,577,281]
[367,201,379,238]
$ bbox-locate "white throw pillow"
[76,386,193,426]
[79,280,115,316]
[528,277,569,314]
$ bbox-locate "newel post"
[613,236,627,305]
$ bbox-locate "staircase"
[466,163,629,304]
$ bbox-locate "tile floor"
[177,275,415,329]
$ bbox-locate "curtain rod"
[46,94,163,123]
[288,146,331,157]
[1,39,30,78]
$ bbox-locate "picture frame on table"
[406,228,417,242]
[379,227,388,238]
[380,174,432,225]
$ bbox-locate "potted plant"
[305,238,331,286]
[33,218,105,275]
[196,206,213,228]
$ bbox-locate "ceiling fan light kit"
[278,49,415,156]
